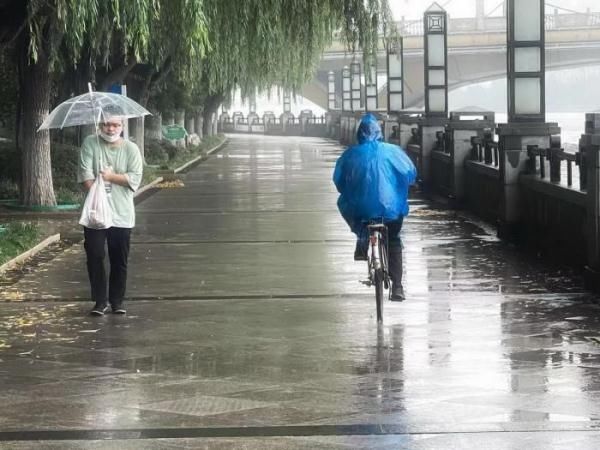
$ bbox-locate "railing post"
[549,135,562,183]
[446,111,495,205]
[470,136,481,160]
[526,145,538,173]
[483,130,493,165]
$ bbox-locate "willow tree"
[0,0,160,206]
[126,0,210,150]
[195,0,397,133]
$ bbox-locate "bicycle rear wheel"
[374,268,384,322]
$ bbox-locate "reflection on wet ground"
[0,134,599,448]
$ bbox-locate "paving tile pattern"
[0,135,599,448]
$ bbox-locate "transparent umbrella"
[38,86,151,131]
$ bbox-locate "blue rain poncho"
[333,114,417,235]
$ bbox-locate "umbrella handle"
[88,82,102,170]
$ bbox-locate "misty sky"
[389,0,599,20]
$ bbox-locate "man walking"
[78,114,143,315]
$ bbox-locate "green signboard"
[162,125,187,140]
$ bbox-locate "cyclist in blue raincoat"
[333,113,417,301]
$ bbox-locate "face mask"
[99,131,121,143]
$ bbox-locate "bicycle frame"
[368,227,384,274]
[366,222,389,322]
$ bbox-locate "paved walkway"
[1,135,600,449]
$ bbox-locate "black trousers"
[357,217,404,285]
[83,227,131,306]
[357,217,404,247]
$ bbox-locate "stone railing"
[330,111,600,291]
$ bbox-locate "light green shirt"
[77,135,143,228]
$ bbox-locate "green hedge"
[0,134,225,200]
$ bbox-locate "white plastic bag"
[79,175,113,229]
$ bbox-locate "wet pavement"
[1,134,600,448]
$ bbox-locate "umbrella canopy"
[38,91,151,131]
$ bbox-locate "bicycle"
[360,220,390,322]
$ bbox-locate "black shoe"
[354,242,368,261]
[390,284,405,302]
[90,303,108,316]
[111,303,126,314]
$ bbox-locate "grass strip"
[0,222,40,266]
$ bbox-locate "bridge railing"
[545,12,600,30]
[405,127,423,182]
[526,138,585,190]
[470,131,499,168]
[396,11,600,36]
[329,110,600,291]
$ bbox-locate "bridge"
[302,7,600,110]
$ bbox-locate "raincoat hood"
[357,113,383,144]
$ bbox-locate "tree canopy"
[0,0,398,205]
[196,0,396,98]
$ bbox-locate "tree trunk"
[175,110,185,148]
[195,112,203,140]
[18,34,56,206]
[129,117,145,161]
[185,113,195,135]
[145,113,162,140]
[98,60,137,92]
[128,66,159,160]
[202,93,224,136]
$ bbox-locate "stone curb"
[135,137,227,197]
[0,233,61,275]
[174,137,228,174]
[134,176,164,198]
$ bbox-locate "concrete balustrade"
[581,115,600,290]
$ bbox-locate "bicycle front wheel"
[374,268,384,322]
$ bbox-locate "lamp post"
[424,2,447,117]
[328,71,336,110]
[341,65,352,142]
[496,0,560,238]
[365,62,378,112]
[342,66,351,112]
[281,90,293,134]
[420,2,449,188]
[507,0,545,122]
[248,94,258,132]
[283,90,291,114]
[386,39,404,113]
[351,61,361,112]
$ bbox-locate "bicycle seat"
[363,219,387,230]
